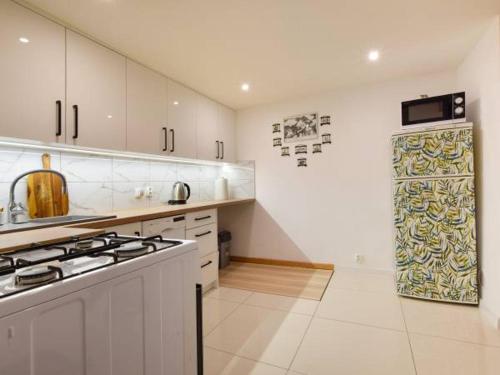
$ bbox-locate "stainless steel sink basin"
[29,215,103,224]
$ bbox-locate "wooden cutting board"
[27,153,69,218]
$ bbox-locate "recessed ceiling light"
[368,50,380,61]
[173,101,179,106]
[241,83,250,92]
[19,37,29,44]
[107,114,113,119]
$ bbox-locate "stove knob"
[454,97,464,105]
[455,106,464,115]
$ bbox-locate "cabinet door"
[0,1,65,143]
[196,95,219,161]
[66,30,126,150]
[126,60,167,154]
[167,80,198,158]
[218,105,236,162]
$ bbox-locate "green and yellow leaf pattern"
[392,127,478,304]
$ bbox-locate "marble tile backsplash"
[0,146,255,215]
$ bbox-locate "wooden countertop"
[0,198,254,252]
[0,227,105,253]
[71,198,255,229]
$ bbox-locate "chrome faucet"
[8,169,68,224]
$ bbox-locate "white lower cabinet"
[186,209,219,291]
[0,250,198,375]
[104,222,142,236]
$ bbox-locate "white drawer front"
[105,222,142,236]
[201,252,219,290]
[186,209,216,229]
[186,223,217,257]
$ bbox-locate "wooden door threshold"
[230,256,334,270]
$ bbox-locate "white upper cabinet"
[126,60,167,154]
[66,30,126,150]
[218,105,236,162]
[167,80,198,159]
[196,95,219,161]
[0,1,65,143]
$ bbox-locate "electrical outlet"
[134,187,144,199]
[144,186,153,198]
[354,253,364,264]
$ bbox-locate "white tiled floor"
[203,268,500,375]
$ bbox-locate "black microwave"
[401,92,466,127]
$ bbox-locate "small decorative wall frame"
[322,133,332,144]
[284,113,318,143]
[272,123,281,133]
[281,146,290,156]
[297,158,308,167]
[312,143,322,153]
[273,138,282,147]
[295,144,308,154]
[320,115,331,126]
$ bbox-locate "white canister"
[214,177,229,200]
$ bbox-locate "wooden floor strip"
[219,262,333,301]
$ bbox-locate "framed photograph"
[320,115,331,126]
[281,146,290,156]
[294,144,307,154]
[283,113,318,143]
[322,133,332,144]
[312,143,322,153]
[297,158,307,167]
[272,123,281,133]
[273,138,282,147]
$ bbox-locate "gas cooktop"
[0,233,183,299]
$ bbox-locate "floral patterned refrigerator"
[392,124,478,304]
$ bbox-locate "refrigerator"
[392,124,478,304]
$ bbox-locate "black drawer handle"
[221,141,224,160]
[194,215,211,221]
[195,230,212,238]
[56,100,62,136]
[170,128,175,152]
[216,140,220,159]
[201,260,212,268]
[134,231,141,236]
[72,105,79,139]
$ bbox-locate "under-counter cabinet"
[66,30,127,150]
[126,60,168,154]
[0,1,66,143]
[167,80,198,159]
[0,250,198,375]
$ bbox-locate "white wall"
[457,17,500,326]
[219,70,457,271]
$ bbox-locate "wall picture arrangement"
[272,112,333,167]
[320,115,331,126]
[297,158,307,167]
[284,113,318,143]
[295,144,308,154]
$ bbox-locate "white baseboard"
[480,302,500,330]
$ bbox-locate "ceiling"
[23,0,500,109]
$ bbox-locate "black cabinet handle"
[162,127,167,151]
[72,105,78,139]
[216,141,220,159]
[201,260,212,268]
[194,215,211,221]
[195,230,212,238]
[134,231,141,236]
[170,129,175,152]
[221,141,224,160]
[56,100,62,136]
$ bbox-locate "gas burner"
[0,257,13,270]
[114,242,149,258]
[15,266,62,286]
[75,239,94,250]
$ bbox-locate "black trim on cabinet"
[196,284,203,375]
